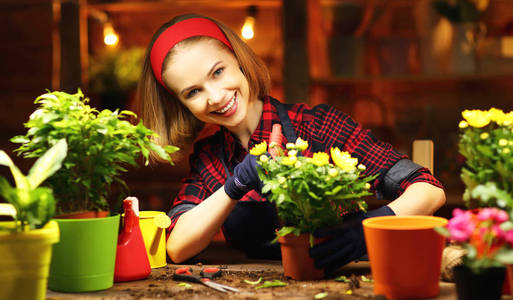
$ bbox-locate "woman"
[136,14,446,275]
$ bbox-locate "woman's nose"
[206,84,223,106]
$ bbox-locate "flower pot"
[139,211,167,268]
[277,233,324,280]
[453,265,505,300]
[56,210,110,219]
[48,214,120,292]
[363,216,447,299]
[0,221,59,300]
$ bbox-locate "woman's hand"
[309,206,395,275]
[224,154,263,200]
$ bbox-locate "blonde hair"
[135,14,270,162]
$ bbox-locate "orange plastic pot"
[277,233,324,280]
[363,216,447,299]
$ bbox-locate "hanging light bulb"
[103,22,119,47]
[241,6,257,40]
[241,16,255,40]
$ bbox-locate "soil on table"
[115,264,377,300]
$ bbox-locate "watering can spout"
[114,196,151,282]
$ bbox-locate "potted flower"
[458,108,513,210]
[0,139,67,300]
[250,137,376,280]
[10,90,178,292]
[436,208,513,300]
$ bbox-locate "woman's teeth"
[215,96,236,114]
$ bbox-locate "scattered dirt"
[97,265,377,300]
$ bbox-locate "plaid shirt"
[168,96,443,229]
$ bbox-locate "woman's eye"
[213,67,224,77]
[186,88,200,99]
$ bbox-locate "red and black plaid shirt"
[168,96,443,229]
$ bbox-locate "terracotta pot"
[363,216,447,299]
[453,265,505,300]
[55,211,110,219]
[277,233,324,280]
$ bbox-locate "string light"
[241,6,257,40]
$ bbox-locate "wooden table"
[44,242,469,300]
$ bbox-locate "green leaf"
[334,275,350,283]
[314,292,328,299]
[0,150,29,190]
[255,280,287,289]
[244,277,262,285]
[26,139,67,189]
[434,226,450,237]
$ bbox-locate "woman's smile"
[213,92,238,116]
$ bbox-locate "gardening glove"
[309,205,395,275]
[224,154,263,200]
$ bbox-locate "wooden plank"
[413,139,434,174]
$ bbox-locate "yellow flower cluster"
[460,108,513,128]
[250,137,367,174]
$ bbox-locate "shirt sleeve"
[167,139,226,231]
[308,104,443,198]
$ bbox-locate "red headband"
[150,17,233,89]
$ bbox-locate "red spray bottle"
[114,197,151,282]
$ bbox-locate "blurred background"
[2,0,513,217]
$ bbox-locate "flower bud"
[259,155,269,163]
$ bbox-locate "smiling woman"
[134,13,445,275]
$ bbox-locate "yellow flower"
[259,155,269,163]
[250,141,267,156]
[288,150,298,157]
[499,139,508,146]
[462,109,490,128]
[503,148,511,154]
[330,147,357,172]
[505,112,513,126]
[358,164,366,171]
[281,155,297,166]
[488,108,506,125]
[295,137,308,151]
[286,143,295,150]
[278,176,286,184]
[312,152,330,166]
[459,121,468,129]
[328,168,338,177]
[365,183,371,190]
[480,132,489,140]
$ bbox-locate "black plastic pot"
[453,265,505,300]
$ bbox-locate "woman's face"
[162,39,251,130]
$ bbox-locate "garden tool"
[114,197,151,282]
[173,267,239,293]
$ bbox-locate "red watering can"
[114,197,151,282]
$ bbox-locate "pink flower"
[477,208,508,223]
[447,209,475,242]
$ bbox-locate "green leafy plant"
[10,90,178,214]
[0,139,67,231]
[249,138,376,243]
[458,108,513,209]
[433,0,488,23]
